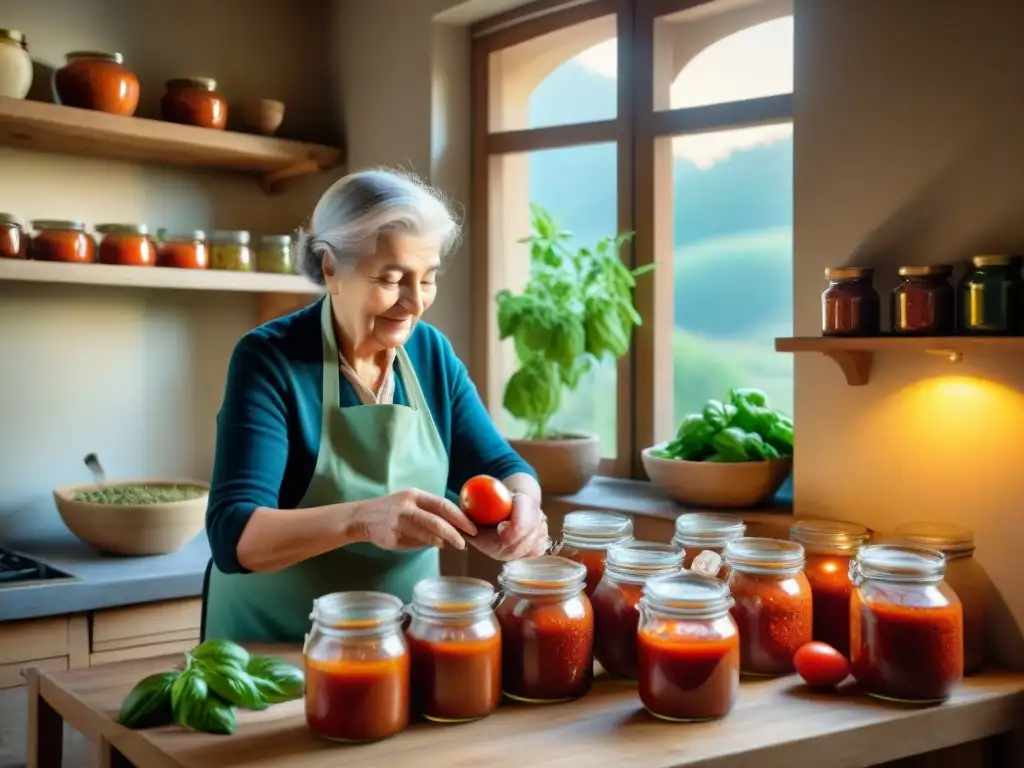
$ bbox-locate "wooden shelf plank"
[0,97,344,189]
[0,259,323,295]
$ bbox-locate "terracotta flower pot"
[508,434,600,497]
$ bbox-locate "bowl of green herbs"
[642,388,793,508]
[53,479,209,556]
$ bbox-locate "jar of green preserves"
[256,234,294,274]
[957,254,1020,335]
[210,230,252,272]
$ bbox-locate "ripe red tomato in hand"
[794,641,850,688]
[459,475,513,527]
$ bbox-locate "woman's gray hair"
[294,169,462,286]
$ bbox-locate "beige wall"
[794,0,1024,667]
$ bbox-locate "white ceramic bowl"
[641,446,791,508]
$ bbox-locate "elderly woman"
[202,169,546,642]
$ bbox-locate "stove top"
[0,548,74,586]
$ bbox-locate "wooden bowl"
[53,478,208,556]
[234,98,285,136]
[641,446,792,509]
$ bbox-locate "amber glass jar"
[790,519,869,657]
[95,224,156,267]
[257,235,295,274]
[891,265,955,335]
[210,230,253,271]
[555,510,633,597]
[0,213,24,259]
[958,255,1020,335]
[304,591,409,742]
[30,221,94,263]
[672,513,746,578]
[156,231,208,269]
[821,266,880,336]
[495,556,593,703]
[850,545,963,702]
[160,78,228,130]
[724,538,812,676]
[406,576,501,723]
[53,51,139,115]
[637,572,739,722]
[893,522,987,675]
[591,541,684,679]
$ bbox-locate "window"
[472,0,794,477]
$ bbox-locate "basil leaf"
[198,661,267,710]
[118,671,177,729]
[246,656,304,702]
[183,694,236,735]
[192,639,249,669]
[170,667,208,724]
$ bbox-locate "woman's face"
[324,233,441,351]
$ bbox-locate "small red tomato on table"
[794,641,850,689]
[459,475,513,527]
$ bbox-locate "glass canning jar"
[210,230,253,271]
[672,513,746,578]
[821,266,881,336]
[495,555,593,703]
[850,545,963,702]
[891,265,955,335]
[95,223,156,267]
[637,571,739,722]
[406,576,501,722]
[591,541,684,678]
[29,220,94,263]
[555,510,633,597]
[304,591,409,742]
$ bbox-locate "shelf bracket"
[260,158,321,195]
[822,350,873,386]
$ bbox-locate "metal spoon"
[83,453,106,486]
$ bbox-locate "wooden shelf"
[0,97,344,192]
[775,336,1024,385]
[0,258,323,295]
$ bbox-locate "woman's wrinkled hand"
[467,492,549,561]
[352,489,478,551]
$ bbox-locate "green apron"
[203,298,449,642]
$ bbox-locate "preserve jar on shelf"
[160,78,228,130]
[495,555,593,702]
[724,537,812,676]
[790,519,869,657]
[0,29,32,99]
[257,234,295,274]
[53,51,139,115]
[210,230,253,271]
[891,264,955,336]
[850,544,963,702]
[29,221,95,263]
[592,541,684,678]
[821,266,880,336]
[554,510,633,597]
[156,231,208,269]
[406,576,501,723]
[304,591,409,742]
[95,224,156,267]
[637,571,739,722]
[958,254,1019,335]
[672,513,746,578]
[893,522,988,675]
[0,213,24,259]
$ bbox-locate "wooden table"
[24,645,1024,768]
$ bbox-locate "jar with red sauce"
[672,513,746,579]
[29,220,95,263]
[893,522,987,676]
[304,591,409,742]
[160,78,228,130]
[891,265,955,336]
[724,537,813,676]
[850,545,963,702]
[0,213,25,259]
[555,510,633,597]
[406,576,501,723]
[821,266,880,336]
[156,231,208,269]
[495,555,593,702]
[95,224,156,267]
[592,540,683,678]
[789,519,869,657]
[637,571,739,722]
[53,51,139,115]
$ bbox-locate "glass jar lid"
[0,213,21,227]
[166,77,217,91]
[310,591,404,633]
[897,264,953,278]
[605,540,684,583]
[0,30,25,47]
[259,234,293,248]
[640,571,733,618]
[971,254,1013,268]
[723,537,805,573]
[499,555,586,595]
[560,510,633,549]
[31,220,85,232]
[211,230,251,245]
[411,576,496,618]
[95,223,149,236]
[66,51,124,64]
[672,513,746,548]
[851,544,946,585]
[790,519,869,553]
[825,266,873,281]
[160,230,206,243]
[893,521,975,558]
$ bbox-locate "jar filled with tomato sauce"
[637,571,739,722]
[156,231,208,269]
[555,510,633,597]
[850,544,963,702]
[724,538,813,677]
[29,220,95,263]
[95,223,156,267]
[894,522,986,675]
[672,513,746,578]
[790,519,869,657]
[304,591,409,742]
[592,541,683,678]
[406,576,501,723]
[495,555,593,702]
[0,213,25,259]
